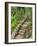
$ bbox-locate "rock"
[15,35,24,39]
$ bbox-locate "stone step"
[15,35,24,39]
[19,32,25,35]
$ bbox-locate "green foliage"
[11,7,32,32]
[25,7,32,16]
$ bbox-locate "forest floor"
[11,16,32,39]
[14,22,32,39]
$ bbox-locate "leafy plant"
[11,7,32,32]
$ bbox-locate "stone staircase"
[14,22,32,39]
[11,16,32,39]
